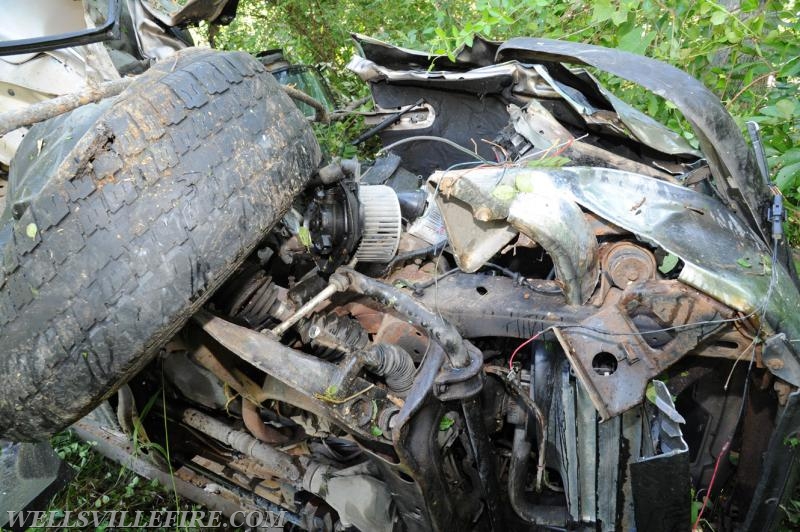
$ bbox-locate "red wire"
[508,330,545,370]
[693,440,731,531]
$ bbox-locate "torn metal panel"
[430,169,598,303]
[429,171,518,273]
[507,191,598,305]
[509,101,680,181]
[347,55,560,99]
[352,33,500,71]
[495,37,771,239]
[631,381,691,532]
[534,65,699,158]
[597,83,699,157]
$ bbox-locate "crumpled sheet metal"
[529,63,698,158]
[507,193,598,306]
[346,55,560,99]
[352,34,769,238]
[431,165,800,374]
[349,37,696,160]
[430,170,598,305]
[495,37,771,240]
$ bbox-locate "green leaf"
[370,425,383,437]
[618,28,655,54]
[439,416,455,431]
[524,155,570,168]
[779,56,800,78]
[737,257,753,268]
[645,382,657,404]
[741,0,759,12]
[492,184,516,201]
[776,162,800,192]
[775,99,797,119]
[611,8,629,26]
[691,499,703,525]
[659,253,680,274]
[297,226,312,249]
[516,174,536,193]
[725,26,742,43]
[324,384,338,397]
[591,0,614,23]
[710,10,727,25]
[778,148,800,167]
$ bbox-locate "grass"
[1,432,191,532]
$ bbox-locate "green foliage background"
[200,0,800,241]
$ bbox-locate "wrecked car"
[1,2,800,531]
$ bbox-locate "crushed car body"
[1,7,800,531]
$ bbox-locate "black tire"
[0,49,321,441]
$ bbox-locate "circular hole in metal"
[591,352,618,376]
[476,286,488,295]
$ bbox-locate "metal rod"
[181,408,301,483]
[340,268,472,368]
[269,274,348,337]
[746,121,772,187]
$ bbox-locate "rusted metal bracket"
[193,309,395,444]
[554,281,736,419]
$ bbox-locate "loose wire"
[377,135,490,163]
[693,441,731,531]
[693,240,778,530]
[508,328,551,370]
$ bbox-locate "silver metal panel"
[597,415,621,531]
[620,408,644,530]
[576,383,597,522]
[560,364,580,520]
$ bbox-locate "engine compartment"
[70,36,800,532]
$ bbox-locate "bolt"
[474,207,492,222]
[766,358,784,370]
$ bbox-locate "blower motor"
[305,181,402,273]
